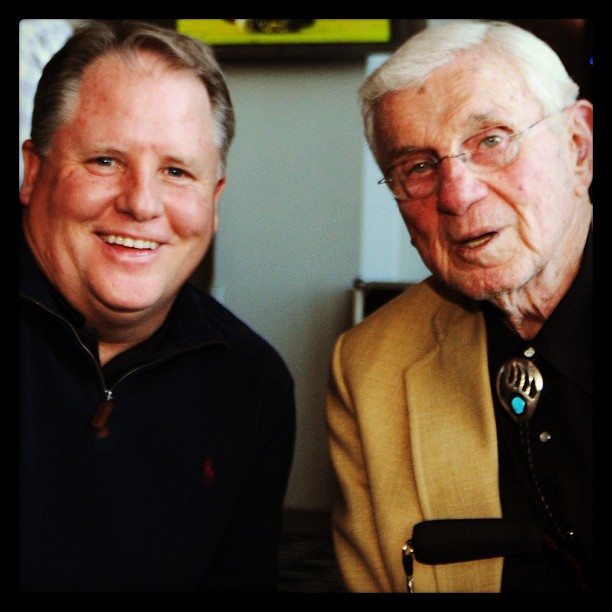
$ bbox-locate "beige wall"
[213,61,367,511]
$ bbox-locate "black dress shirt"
[484,229,592,592]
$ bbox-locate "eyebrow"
[163,155,194,168]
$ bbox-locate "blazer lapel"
[404,307,502,520]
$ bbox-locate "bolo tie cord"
[496,348,571,541]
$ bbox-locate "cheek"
[398,202,436,241]
[397,201,447,269]
[516,138,569,191]
[168,196,218,239]
[505,159,564,225]
[46,169,115,223]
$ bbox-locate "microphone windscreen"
[411,519,543,565]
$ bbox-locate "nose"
[436,156,488,215]
[115,170,164,221]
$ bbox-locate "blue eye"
[480,134,504,149]
[167,167,186,178]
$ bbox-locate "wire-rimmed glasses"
[378,109,566,201]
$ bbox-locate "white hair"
[360,20,580,167]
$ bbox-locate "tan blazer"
[326,277,503,592]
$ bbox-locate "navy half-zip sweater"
[19,221,296,593]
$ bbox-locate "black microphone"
[410,519,544,565]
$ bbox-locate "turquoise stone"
[511,395,526,415]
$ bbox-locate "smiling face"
[375,49,592,301]
[20,51,225,332]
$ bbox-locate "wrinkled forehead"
[376,49,541,141]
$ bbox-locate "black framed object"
[168,19,425,61]
[352,278,413,325]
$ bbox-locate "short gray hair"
[31,20,235,177]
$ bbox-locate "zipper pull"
[91,390,114,439]
[402,540,415,593]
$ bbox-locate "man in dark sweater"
[19,20,295,592]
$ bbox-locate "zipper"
[91,389,114,439]
[22,294,225,439]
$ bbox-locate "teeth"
[466,236,490,248]
[102,235,159,250]
[464,232,494,248]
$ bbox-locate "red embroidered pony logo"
[202,457,215,485]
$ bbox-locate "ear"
[568,100,593,197]
[19,140,42,205]
[210,176,226,234]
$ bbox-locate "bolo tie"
[495,346,543,424]
[495,346,560,524]
[495,347,588,591]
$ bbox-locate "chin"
[95,284,173,316]
[100,298,161,316]
[448,270,522,302]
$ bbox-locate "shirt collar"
[483,227,592,395]
[535,226,592,393]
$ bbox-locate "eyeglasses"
[378,109,566,201]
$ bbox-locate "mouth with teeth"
[462,231,496,248]
[101,234,160,250]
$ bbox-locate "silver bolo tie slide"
[496,347,544,424]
